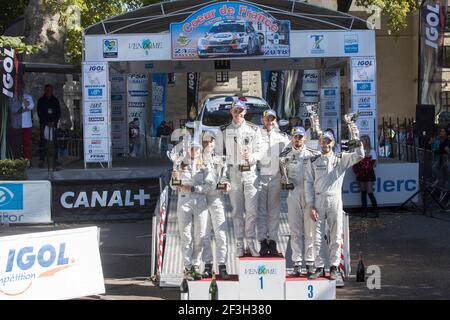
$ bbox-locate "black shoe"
[190,265,203,280]
[268,240,278,256]
[202,263,213,278]
[292,265,301,277]
[329,266,339,280]
[218,264,230,280]
[308,267,325,279]
[259,240,270,256]
[306,265,315,277]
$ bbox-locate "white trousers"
[257,175,281,242]
[203,191,228,265]
[177,193,208,268]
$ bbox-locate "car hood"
[207,32,244,41]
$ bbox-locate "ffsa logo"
[0,184,23,210]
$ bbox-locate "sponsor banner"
[0,227,104,299]
[85,101,108,117]
[343,162,419,207]
[290,30,375,58]
[84,138,109,154]
[84,123,108,138]
[85,153,110,162]
[354,95,376,111]
[300,70,319,103]
[356,117,375,136]
[170,1,291,59]
[152,74,167,136]
[127,74,149,157]
[85,35,168,61]
[351,57,376,96]
[419,0,447,114]
[320,116,339,137]
[84,30,376,62]
[187,72,199,121]
[82,62,110,163]
[0,181,51,224]
[83,63,108,101]
[320,70,340,130]
[265,70,283,110]
[111,74,128,154]
[52,179,159,218]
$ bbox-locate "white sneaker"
[236,241,245,257]
[246,240,260,257]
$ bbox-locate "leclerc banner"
[0,227,105,300]
[171,1,290,59]
[0,181,51,224]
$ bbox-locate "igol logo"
[0,185,23,210]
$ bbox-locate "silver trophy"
[213,155,228,190]
[344,111,361,148]
[305,104,322,139]
[167,144,186,186]
[279,156,294,190]
[236,136,251,172]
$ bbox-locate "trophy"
[279,157,294,190]
[305,104,322,140]
[167,145,186,186]
[237,136,251,172]
[213,155,228,190]
[344,111,361,148]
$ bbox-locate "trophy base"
[239,164,251,172]
[216,183,228,191]
[171,178,182,186]
[282,183,295,190]
[347,139,361,148]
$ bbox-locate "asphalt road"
[2,210,450,300]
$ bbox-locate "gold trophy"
[237,136,251,172]
[344,111,361,149]
[280,157,294,190]
[305,104,323,140]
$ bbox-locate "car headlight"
[198,39,208,46]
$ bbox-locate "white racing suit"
[280,144,320,267]
[304,145,364,269]
[202,151,228,266]
[223,120,261,249]
[170,160,213,269]
[257,128,290,243]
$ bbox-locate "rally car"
[197,20,262,58]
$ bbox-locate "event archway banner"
[170,1,291,60]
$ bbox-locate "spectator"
[157,120,173,156]
[352,135,378,217]
[37,84,61,168]
[9,80,34,165]
[129,118,140,157]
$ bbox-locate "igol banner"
[187,72,199,122]
[419,0,447,114]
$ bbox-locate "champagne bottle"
[180,276,189,300]
[209,272,218,300]
[356,252,365,282]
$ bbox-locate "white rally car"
[197,20,262,58]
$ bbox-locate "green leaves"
[0,159,29,180]
[0,36,40,54]
[355,0,418,34]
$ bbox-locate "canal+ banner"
[0,227,105,300]
[171,1,290,59]
[0,181,51,224]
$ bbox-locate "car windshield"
[202,104,269,127]
[210,24,245,33]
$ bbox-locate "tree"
[0,1,29,34]
[355,0,418,34]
